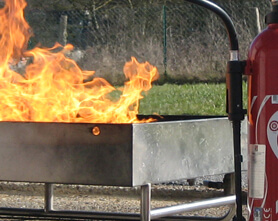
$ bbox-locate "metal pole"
[163,5,167,79]
[141,183,151,221]
[150,195,236,220]
[227,49,245,221]
[254,7,261,34]
[232,121,244,220]
[58,15,68,46]
[45,183,54,212]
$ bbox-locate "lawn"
[138,82,247,116]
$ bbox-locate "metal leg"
[141,183,151,221]
[223,173,235,195]
[45,183,54,212]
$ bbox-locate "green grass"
[138,82,247,116]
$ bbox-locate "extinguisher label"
[249,144,266,199]
[267,111,278,159]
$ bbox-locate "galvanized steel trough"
[0,116,247,186]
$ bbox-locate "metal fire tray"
[0,116,247,186]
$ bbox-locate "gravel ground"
[0,174,248,221]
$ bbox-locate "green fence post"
[163,5,168,81]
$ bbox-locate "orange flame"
[0,0,159,123]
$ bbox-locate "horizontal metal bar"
[0,195,236,220]
[150,195,236,220]
[0,204,235,221]
[0,208,140,220]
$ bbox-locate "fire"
[0,0,159,123]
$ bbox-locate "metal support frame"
[0,182,237,220]
[140,183,236,221]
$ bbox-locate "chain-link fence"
[25,1,271,84]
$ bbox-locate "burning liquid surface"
[0,0,159,123]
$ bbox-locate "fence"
[25,1,271,84]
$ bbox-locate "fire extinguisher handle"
[226,60,247,122]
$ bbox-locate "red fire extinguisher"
[246,0,278,220]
